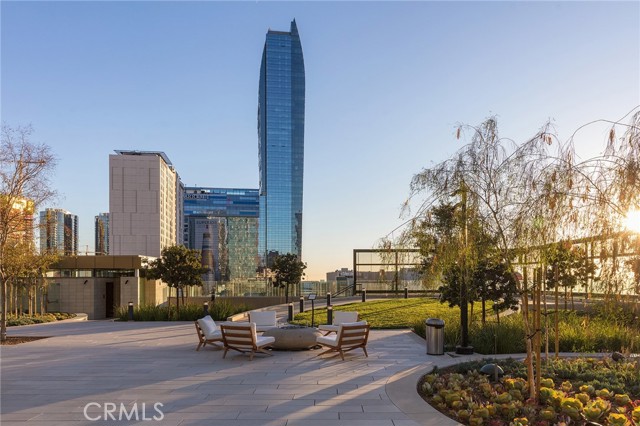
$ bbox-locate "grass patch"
[291,297,479,330]
[292,298,640,354]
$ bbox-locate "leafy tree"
[145,245,208,317]
[271,253,306,303]
[0,124,56,341]
[473,260,519,324]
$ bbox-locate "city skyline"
[2,2,638,280]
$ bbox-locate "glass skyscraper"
[258,19,305,266]
[39,208,78,255]
[183,187,260,296]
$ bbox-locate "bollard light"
[299,296,305,313]
[404,286,408,299]
[128,302,134,321]
[362,288,367,303]
[203,301,209,316]
[326,292,331,307]
[288,303,294,322]
[327,305,333,325]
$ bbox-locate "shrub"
[115,300,250,322]
[7,312,75,326]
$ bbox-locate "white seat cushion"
[249,310,277,326]
[197,316,220,339]
[316,334,338,347]
[318,324,339,332]
[333,311,358,325]
[256,335,276,346]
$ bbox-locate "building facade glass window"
[39,208,78,255]
[94,213,109,255]
[258,19,305,266]
[183,187,260,296]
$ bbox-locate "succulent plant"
[614,394,631,407]
[495,392,513,404]
[510,418,527,426]
[540,378,555,388]
[539,408,557,421]
[596,388,613,399]
[560,397,583,420]
[560,381,573,392]
[575,392,590,405]
[473,407,490,419]
[469,416,484,426]
[631,405,640,423]
[580,384,595,395]
[607,412,630,426]
[583,399,609,422]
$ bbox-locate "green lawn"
[291,298,469,329]
[291,298,640,355]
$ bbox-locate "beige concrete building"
[109,150,183,257]
[46,255,167,319]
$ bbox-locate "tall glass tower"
[258,19,305,266]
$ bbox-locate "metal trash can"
[425,318,445,355]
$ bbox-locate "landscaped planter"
[417,356,640,426]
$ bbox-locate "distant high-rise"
[39,208,78,255]
[183,187,260,295]
[109,150,182,257]
[258,19,305,266]
[94,213,109,255]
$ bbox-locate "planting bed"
[418,356,640,426]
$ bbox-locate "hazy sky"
[2,1,639,280]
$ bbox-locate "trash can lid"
[425,318,444,327]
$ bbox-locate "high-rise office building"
[258,19,305,266]
[109,150,182,257]
[94,213,109,255]
[183,187,260,295]
[39,208,78,255]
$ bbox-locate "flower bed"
[418,357,640,426]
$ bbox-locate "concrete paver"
[0,317,473,426]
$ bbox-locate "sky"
[2,1,639,280]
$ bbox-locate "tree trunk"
[522,268,536,402]
[1,276,7,342]
[481,292,486,325]
[285,282,289,304]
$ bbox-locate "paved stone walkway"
[1,317,480,426]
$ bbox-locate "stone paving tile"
[1,319,437,426]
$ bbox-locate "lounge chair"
[220,322,275,360]
[316,321,370,360]
[195,315,223,351]
[248,310,278,332]
[318,311,359,335]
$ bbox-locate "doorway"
[105,282,114,318]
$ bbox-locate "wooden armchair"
[317,311,359,335]
[195,315,223,351]
[220,322,276,360]
[316,321,370,360]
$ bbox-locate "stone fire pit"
[262,325,322,350]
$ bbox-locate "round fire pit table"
[262,326,321,350]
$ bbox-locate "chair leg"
[196,341,203,351]
[362,346,368,357]
[223,348,229,358]
[316,347,336,357]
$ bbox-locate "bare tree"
[0,124,56,341]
